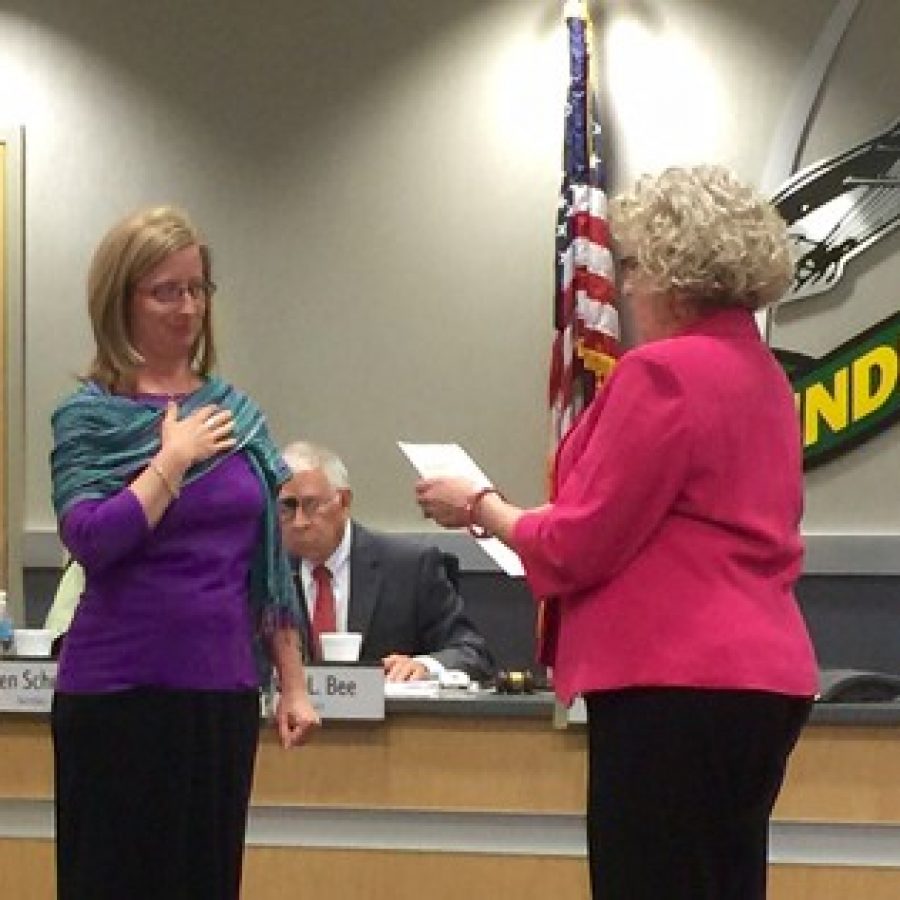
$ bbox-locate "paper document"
[398,441,525,577]
[384,680,441,699]
[398,442,491,486]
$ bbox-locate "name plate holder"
[266,663,385,722]
[0,658,57,712]
[0,660,386,722]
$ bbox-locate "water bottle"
[0,591,13,656]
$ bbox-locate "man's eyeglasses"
[277,494,338,520]
[139,279,216,304]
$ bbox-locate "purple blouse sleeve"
[60,490,151,573]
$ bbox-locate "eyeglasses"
[139,279,216,304]
[277,494,339,520]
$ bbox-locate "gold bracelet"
[149,460,180,499]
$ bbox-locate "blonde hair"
[609,165,793,311]
[85,205,216,391]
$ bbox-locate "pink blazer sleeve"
[513,353,693,598]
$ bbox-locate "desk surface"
[387,690,900,725]
[3,655,899,723]
[1,684,898,724]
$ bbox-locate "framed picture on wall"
[0,125,25,617]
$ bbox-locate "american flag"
[549,0,620,445]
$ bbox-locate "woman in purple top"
[417,167,817,900]
[50,206,319,900]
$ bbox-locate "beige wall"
[0,0,897,555]
[0,141,6,587]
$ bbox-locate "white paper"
[398,441,525,577]
[383,680,441,699]
[398,442,491,487]
[476,539,525,578]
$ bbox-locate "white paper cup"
[319,631,363,662]
[14,628,54,657]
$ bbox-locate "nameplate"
[0,660,386,721]
[0,659,57,712]
[302,664,385,721]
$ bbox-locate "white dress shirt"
[299,521,352,632]
[298,521,443,675]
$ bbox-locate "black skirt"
[584,687,812,900]
[52,687,260,900]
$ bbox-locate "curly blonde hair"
[609,165,793,310]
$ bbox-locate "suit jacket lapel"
[292,565,314,664]
[347,523,382,637]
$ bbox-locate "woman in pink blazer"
[417,166,817,900]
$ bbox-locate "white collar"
[300,519,352,579]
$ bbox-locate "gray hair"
[281,441,350,490]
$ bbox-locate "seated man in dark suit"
[279,441,494,683]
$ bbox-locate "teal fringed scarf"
[50,376,299,640]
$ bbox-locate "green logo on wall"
[770,118,900,469]
[778,311,900,469]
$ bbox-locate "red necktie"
[311,564,337,660]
